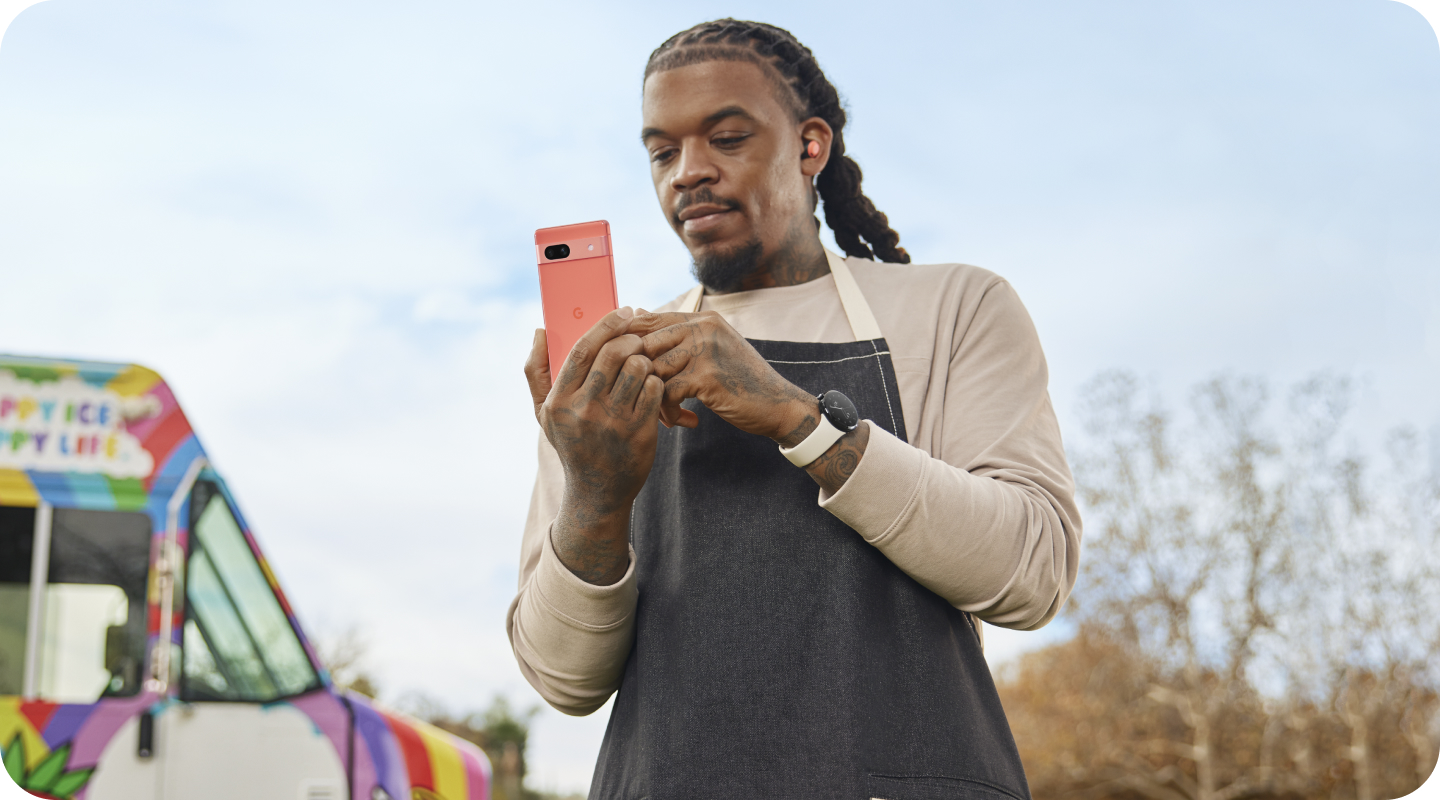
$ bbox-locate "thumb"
[658,396,700,429]
[524,328,553,416]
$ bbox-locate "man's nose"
[670,144,719,192]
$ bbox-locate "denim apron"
[591,252,1031,800]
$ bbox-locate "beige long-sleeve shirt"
[507,256,1082,716]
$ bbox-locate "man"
[509,19,1081,799]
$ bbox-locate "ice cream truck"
[0,354,491,800]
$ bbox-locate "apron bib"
[591,252,1030,800]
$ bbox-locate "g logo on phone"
[573,307,584,319]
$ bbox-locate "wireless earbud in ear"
[805,140,821,159]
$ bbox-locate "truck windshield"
[0,504,151,701]
[181,482,317,702]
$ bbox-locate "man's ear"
[798,117,834,179]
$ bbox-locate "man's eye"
[714,135,748,148]
[651,149,677,164]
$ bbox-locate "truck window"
[0,504,150,701]
[181,483,317,702]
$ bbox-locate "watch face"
[820,390,860,432]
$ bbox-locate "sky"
[1,0,1437,792]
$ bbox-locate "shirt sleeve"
[506,432,638,715]
[818,280,1082,630]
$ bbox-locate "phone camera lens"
[545,244,571,260]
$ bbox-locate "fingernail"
[617,306,634,319]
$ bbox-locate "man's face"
[641,59,814,290]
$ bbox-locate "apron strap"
[824,249,883,341]
[677,249,883,342]
[678,284,705,314]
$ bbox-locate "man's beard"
[691,236,763,293]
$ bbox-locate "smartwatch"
[779,390,860,467]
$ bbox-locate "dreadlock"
[645,19,911,264]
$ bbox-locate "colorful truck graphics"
[0,355,491,800]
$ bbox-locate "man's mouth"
[674,193,741,237]
[679,206,732,234]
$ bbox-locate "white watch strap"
[779,413,847,467]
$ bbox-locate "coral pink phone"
[536,220,620,377]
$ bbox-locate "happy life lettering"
[0,371,156,479]
[1,397,120,456]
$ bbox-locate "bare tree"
[315,625,381,698]
[999,371,1439,800]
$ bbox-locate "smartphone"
[536,220,620,378]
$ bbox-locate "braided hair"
[645,19,911,264]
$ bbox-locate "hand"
[629,309,870,494]
[524,307,665,585]
[627,310,815,439]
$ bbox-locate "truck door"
[2,501,156,800]
[156,480,346,800]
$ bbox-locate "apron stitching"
[764,351,891,365]
[871,340,900,435]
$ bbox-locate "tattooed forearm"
[548,476,639,586]
[803,422,869,495]
[552,504,631,586]
[550,429,645,584]
[544,392,653,586]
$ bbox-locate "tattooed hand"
[628,310,868,494]
[628,310,810,434]
[525,307,664,585]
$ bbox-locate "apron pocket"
[866,773,1026,800]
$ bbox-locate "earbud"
[804,140,821,159]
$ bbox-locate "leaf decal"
[49,766,96,798]
[26,742,72,792]
[2,735,24,783]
